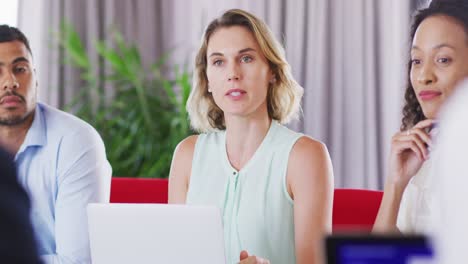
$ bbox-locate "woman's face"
[410,15,468,119]
[205,26,273,120]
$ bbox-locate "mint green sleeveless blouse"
[186,120,302,264]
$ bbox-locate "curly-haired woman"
[374,0,468,234]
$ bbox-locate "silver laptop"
[87,203,226,264]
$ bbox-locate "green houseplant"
[57,24,192,178]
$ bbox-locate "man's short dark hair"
[0,25,32,55]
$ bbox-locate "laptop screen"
[87,203,226,264]
[326,234,434,264]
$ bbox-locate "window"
[0,0,19,26]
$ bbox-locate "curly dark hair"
[401,0,468,130]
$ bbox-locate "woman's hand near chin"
[387,118,435,188]
[373,118,436,233]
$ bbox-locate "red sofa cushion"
[110,177,168,203]
[109,179,383,233]
[332,188,383,233]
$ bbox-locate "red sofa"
[332,188,383,232]
[110,177,168,203]
[110,178,383,232]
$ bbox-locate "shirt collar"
[16,104,47,157]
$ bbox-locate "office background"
[9,0,426,189]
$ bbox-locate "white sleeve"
[396,182,416,233]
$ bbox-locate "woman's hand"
[388,119,435,187]
[373,119,435,233]
[238,250,270,264]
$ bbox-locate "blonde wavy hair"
[187,9,303,133]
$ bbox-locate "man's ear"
[34,69,38,88]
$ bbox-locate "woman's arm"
[288,137,334,264]
[372,180,406,233]
[168,135,198,204]
[373,119,434,233]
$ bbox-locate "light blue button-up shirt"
[14,103,112,264]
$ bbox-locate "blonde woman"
[168,9,333,264]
